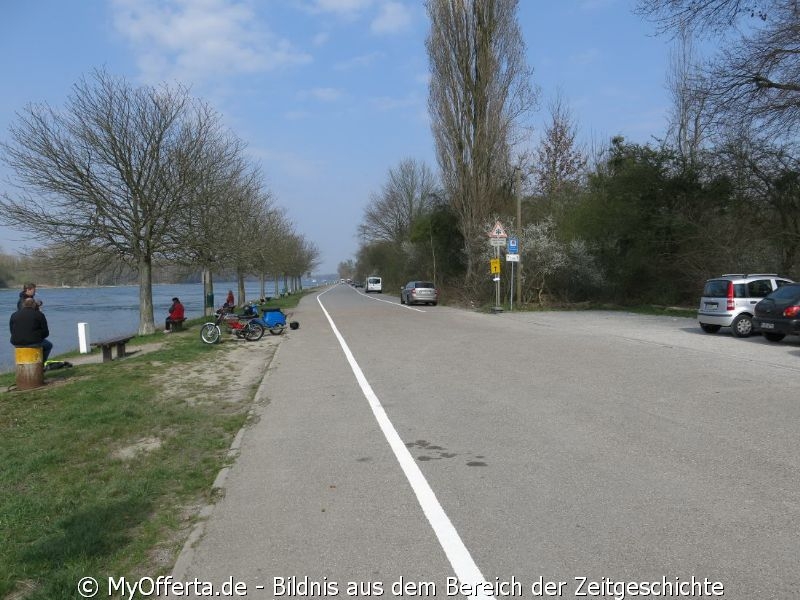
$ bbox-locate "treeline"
[0,248,207,288]
[0,70,318,334]
[349,0,800,307]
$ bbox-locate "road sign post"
[506,237,519,311]
[488,221,507,313]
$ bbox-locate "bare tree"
[358,158,439,245]
[531,92,587,206]
[665,25,710,165]
[171,129,252,314]
[637,0,800,135]
[0,70,220,333]
[426,0,535,285]
[719,130,800,273]
[252,205,294,298]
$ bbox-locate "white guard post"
[78,322,91,354]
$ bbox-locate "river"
[1,281,317,372]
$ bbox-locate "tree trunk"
[202,267,214,316]
[237,270,246,306]
[138,255,156,335]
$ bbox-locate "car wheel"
[700,323,721,333]
[731,314,753,337]
[763,332,786,342]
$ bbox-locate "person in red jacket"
[164,297,185,333]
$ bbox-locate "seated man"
[164,297,185,333]
[10,297,53,362]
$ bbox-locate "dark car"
[400,281,439,306]
[752,283,800,342]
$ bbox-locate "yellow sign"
[490,258,501,274]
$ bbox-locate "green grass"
[0,330,258,599]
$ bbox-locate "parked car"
[365,276,382,293]
[400,281,439,306]
[697,274,794,337]
[752,283,800,342]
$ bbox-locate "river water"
[1,281,313,372]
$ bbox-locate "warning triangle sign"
[489,220,507,238]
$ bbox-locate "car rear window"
[702,280,729,297]
[368,277,381,284]
[765,284,800,300]
[416,282,435,289]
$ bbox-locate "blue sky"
[0,0,679,275]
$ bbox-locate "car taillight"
[726,281,735,311]
[783,305,800,318]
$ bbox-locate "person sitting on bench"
[10,297,53,361]
[164,297,185,333]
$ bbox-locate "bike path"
[171,288,457,597]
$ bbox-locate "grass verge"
[0,290,306,600]
[475,301,696,319]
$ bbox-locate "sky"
[0,0,682,276]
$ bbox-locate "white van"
[365,276,382,293]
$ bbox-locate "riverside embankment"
[0,282,314,371]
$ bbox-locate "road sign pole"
[510,261,514,312]
[495,244,501,310]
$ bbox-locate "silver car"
[697,273,794,337]
[400,281,439,306]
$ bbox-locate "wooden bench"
[91,335,135,363]
[168,317,187,332]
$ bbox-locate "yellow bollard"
[15,346,44,390]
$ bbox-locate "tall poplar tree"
[426,0,534,286]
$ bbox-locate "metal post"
[516,169,522,306]
[510,261,514,311]
[495,244,500,310]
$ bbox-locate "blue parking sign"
[507,237,519,254]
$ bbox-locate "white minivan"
[365,276,382,293]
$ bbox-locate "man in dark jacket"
[17,282,39,311]
[10,297,53,361]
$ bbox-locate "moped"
[199,306,265,344]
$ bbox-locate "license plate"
[761,322,775,329]
[704,303,718,310]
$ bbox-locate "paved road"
[173,285,800,599]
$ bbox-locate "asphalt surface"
[172,285,800,599]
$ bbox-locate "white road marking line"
[316,288,495,600]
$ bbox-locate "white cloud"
[284,110,312,120]
[368,93,419,111]
[297,87,345,102]
[310,0,374,16]
[111,0,311,85]
[334,52,384,71]
[310,87,344,102]
[312,32,330,46]
[570,47,601,66]
[370,1,412,34]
